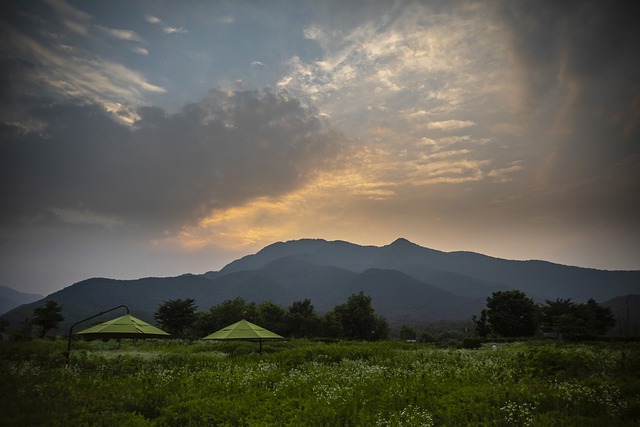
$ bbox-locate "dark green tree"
[540,298,615,338]
[486,290,538,338]
[420,332,435,343]
[284,299,320,338]
[583,298,615,336]
[320,310,344,339]
[154,298,198,337]
[32,300,64,338]
[399,324,417,341]
[334,291,389,341]
[472,309,491,338]
[540,298,583,338]
[257,300,287,336]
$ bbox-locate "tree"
[583,298,615,336]
[399,324,417,341]
[284,299,320,338]
[32,300,64,338]
[334,291,389,341]
[486,290,538,338]
[539,298,583,338]
[472,309,491,338]
[540,298,615,339]
[257,301,287,336]
[419,332,435,343]
[154,298,198,338]
[320,310,344,339]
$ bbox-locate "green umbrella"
[203,319,283,353]
[65,305,171,367]
[75,314,170,339]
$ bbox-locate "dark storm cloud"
[501,0,639,150]
[499,0,640,225]
[0,89,342,229]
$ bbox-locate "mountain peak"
[389,237,415,246]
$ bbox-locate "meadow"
[1,338,639,426]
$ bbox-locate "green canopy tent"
[75,314,170,339]
[202,319,283,353]
[65,305,170,367]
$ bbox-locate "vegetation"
[172,292,390,341]
[398,324,417,341]
[485,290,539,338]
[1,338,639,426]
[284,299,319,338]
[32,300,64,338]
[540,298,616,339]
[330,291,390,340]
[154,298,198,338]
[473,291,616,341]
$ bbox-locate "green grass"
[1,339,639,426]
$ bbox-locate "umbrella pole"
[64,305,129,368]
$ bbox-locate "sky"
[1,0,639,296]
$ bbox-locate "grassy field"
[1,338,639,426]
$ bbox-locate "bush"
[462,338,482,349]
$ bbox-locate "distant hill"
[3,238,639,334]
[0,286,43,315]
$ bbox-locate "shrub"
[462,338,482,349]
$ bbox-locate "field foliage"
[1,339,639,426]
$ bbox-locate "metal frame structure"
[64,305,129,367]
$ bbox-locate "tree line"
[155,291,390,341]
[2,289,617,342]
[472,290,615,340]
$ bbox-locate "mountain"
[0,286,43,315]
[216,238,639,301]
[3,238,639,334]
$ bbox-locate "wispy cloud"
[145,15,162,25]
[425,120,476,131]
[145,14,187,35]
[96,25,143,42]
[44,0,91,34]
[275,2,517,203]
[163,26,187,34]
[132,47,149,56]
[488,162,525,183]
[3,20,164,123]
[50,208,124,228]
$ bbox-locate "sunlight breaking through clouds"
[154,163,401,252]
[275,1,521,202]
[1,0,638,296]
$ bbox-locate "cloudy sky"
[2,0,639,296]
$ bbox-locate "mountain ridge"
[3,238,639,334]
[0,286,43,315]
